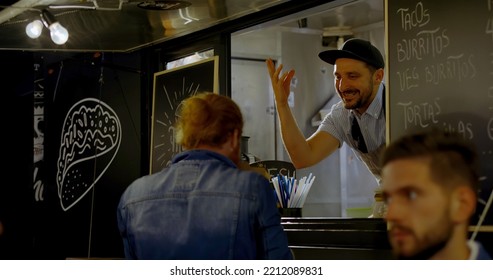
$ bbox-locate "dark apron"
[353,84,386,185]
[353,143,386,217]
[354,143,385,185]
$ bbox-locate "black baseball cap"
[318,38,384,69]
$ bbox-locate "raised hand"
[266,58,295,107]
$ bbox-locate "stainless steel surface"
[0,0,384,52]
[0,0,290,52]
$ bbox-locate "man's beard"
[341,80,374,110]
[389,215,454,260]
[397,239,448,260]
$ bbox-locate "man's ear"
[450,186,476,223]
[231,129,240,150]
[374,68,384,83]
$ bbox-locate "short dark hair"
[381,129,479,192]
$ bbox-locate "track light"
[25,9,69,45]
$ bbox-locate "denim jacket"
[117,150,293,260]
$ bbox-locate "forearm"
[266,59,322,168]
[276,103,313,168]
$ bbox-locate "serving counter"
[281,217,393,260]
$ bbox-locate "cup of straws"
[271,173,316,217]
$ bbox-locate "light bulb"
[26,20,43,39]
[48,22,69,45]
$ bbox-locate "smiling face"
[333,58,382,114]
[382,157,455,259]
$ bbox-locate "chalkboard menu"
[387,0,493,225]
[150,56,219,174]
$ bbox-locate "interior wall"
[231,29,280,161]
[34,52,143,259]
[279,31,343,216]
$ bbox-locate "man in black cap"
[266,38,386,204]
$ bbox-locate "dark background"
[1,51,144,259]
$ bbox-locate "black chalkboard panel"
[386,0,493,225]
[150,56,218,174]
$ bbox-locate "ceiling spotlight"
[40,9,69,45]
[25,19,43,39]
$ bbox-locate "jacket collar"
[172,149,237,168]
